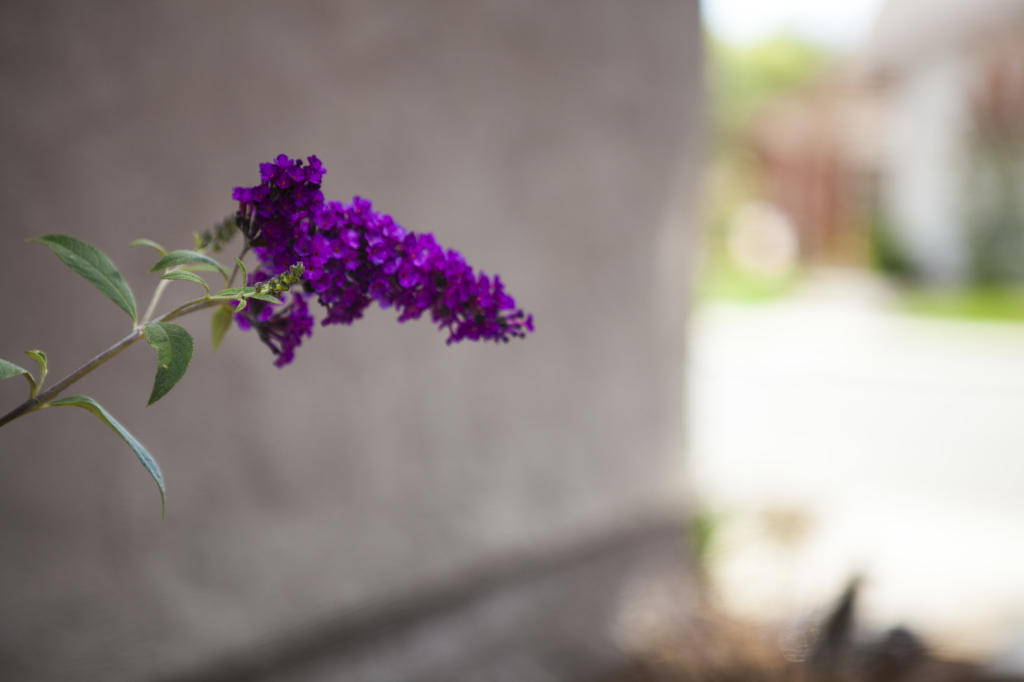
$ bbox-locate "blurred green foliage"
[867,201,919,281]
[697,259,802,303]
[690,507,724,573]
[900,287,1024,322]
[965,143,1024,286]
[708,34,831,153]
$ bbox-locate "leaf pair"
[29,235,196,403]
[31,235,233,327]
[20,235,225,519]
[146,253,256,352]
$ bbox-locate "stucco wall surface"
[0,2,701,679]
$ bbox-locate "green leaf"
[182,263,224,274]
[149,250,229,282]
[230,258,282,302]
[30,234,137,323]
[160,270,210,297]
[211,286,246,299]
[0,357,36,396]
[211,305,233,352]
[209,286,282,305]
[129,238,168,257]
[24,351,47,391]
[142,322,194,406]
[236,258,249,288]
[47,395,165,517]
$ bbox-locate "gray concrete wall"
[0,2,702,680]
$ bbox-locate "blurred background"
[691,0,1024,675]
[1,1,1024,681]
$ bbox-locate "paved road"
[686,272,1024,659]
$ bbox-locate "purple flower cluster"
[231,154,532,366]
[234,292,315,367]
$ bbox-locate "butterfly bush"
[232,154,533,366]
[0,153,532,514]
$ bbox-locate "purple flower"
[236,291,314,368]
[232,155,532,365]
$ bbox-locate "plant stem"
[158,297,222,323]
[142,278,171,324]
[0,297,224,429]
[0,238,249,430]
[144,256,221,324]
[0,328,144,428]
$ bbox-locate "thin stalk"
[157,297,222,323]
[142,278,171,324]
[0,328,144,428]
[0,298,223,429]
[1,243,249,430]
[143,259,215,325]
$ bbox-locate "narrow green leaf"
[209,286,282,305]
[30,234,137,323]
[211,286,246,299]
[210,286,258,298]
[0,358,31,382]
[211,305,233,352]
[129,238,168,257]
[47,395,165,517]
[0,357,36,396]
[160,270,210,297]
[234,299,247,313]
[149,250,229,282]
[142,322,194,406]
[236,258,249,288]
[182,263,223,274]
[25,351,47,392]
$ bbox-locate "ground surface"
[685,270,1024,663]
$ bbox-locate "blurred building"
[747,0,1024,285]
[750,69,884,267]
[868,0,1024,285]
[0,2,702,681]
